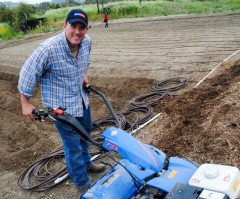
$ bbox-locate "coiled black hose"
[93,114,127,130]
[151,77,188,92]
[121,106,154,130]
[17,149,66,192]
[17,147,106,192]
[129,92,168,107]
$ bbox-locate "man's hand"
[20,93,36,122]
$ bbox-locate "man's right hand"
[20,93,36,122]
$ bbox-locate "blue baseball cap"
[66,9,88,27]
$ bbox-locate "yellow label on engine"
[233,180,240,192]
[168,170,178,179]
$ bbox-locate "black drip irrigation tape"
[17,149,66,192]
[129,92,168,107]
[17,77,189,191]
[151,77,189,92]
[17,148,107,192]
[121,106,154,130]
[93,114,127,130]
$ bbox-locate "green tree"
[1,9,15,26]
[36,2,51,14]
[14,3,36,30]
[0,2,6,13]
[63,0,79,7]
[0,2,6,21]
[49,3,61,9]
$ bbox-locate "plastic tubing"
[195,49,240,88]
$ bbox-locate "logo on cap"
[74,13,86,18]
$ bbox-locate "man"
[18,9,106,190]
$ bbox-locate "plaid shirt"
[18,32,91,117]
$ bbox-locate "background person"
[104,12,109,28]
[18,9,106,191]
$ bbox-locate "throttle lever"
[83,80,91,93]
[32,109,48,122]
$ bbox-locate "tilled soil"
[0,12,240,199]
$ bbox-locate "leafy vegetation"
[0,0,240,41]
[0,23,23,40]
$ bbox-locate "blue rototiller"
[31,84,240,199]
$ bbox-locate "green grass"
[1,0,240,40]
[41,0,240,28]
[0,24,21,41]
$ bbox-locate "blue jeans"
[53,106,93,189]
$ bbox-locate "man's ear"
[63,22,67,29]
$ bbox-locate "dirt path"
[0,12,240,199]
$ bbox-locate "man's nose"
[75,27,82,33]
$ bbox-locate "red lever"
[83,80,88,87]
[54,109,64,116]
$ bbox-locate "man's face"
[64,22,87,49]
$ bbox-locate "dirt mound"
[152,57,240,167]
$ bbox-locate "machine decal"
[233,180,240,192]
[106,142,119,151]
[190,178,200,184]
[138,141,158,167]
[168,170,178,179]
[223,174,230,182]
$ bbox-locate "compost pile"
[153,57,240,167]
